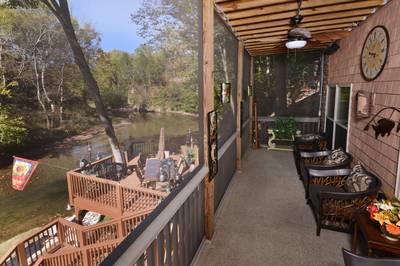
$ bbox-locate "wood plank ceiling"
[214,0,389,56]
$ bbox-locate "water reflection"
[0,113,198,243]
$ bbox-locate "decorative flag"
[12,156,39,191]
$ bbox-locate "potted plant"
[268,118,297,150]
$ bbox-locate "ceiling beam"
[227,1,383,26]
[232,8,373,32]
[237,16,365,37]
[241,23,354,41]
[224,0,358,20]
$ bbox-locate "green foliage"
[275,118,297,139]
[0,81,27,146]
[0,108,27,145]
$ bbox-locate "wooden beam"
[228,1,383,26]
[203,0,214,241]
[225,0,358,20]
[237,16,365,37]
[217,0,292,12]
[241,23,354,42]
[249,56,254,147]
[236,42,244,171]
[233,8,373,32]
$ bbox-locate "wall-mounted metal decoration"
[221,82,231,103]
[356,91,370,118]
[208,110,218,180]
[364,107,400,139]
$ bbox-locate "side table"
[353,212,400,256]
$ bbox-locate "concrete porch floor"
[195,149,351,266]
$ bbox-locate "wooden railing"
[38,239,121,266]
[67,171,167,218]
[103,166,208,266]
[0,210,153,266]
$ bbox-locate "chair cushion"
[344,164,374,192]
[323,148,348,165]
[309,184,345,210]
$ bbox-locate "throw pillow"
[344,167,374,193]
[323,148,348,165]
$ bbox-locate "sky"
[69,0,145,53]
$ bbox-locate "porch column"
[236,42,244,171]
[249,56,254,147]
[203,0,215,240]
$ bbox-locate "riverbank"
[0,113,199,248]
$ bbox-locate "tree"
[0,81,27,147]
[38,0,124,163]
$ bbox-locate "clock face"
[361,26,389,81]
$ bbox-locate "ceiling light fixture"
[285,39,307,49]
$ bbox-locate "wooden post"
[236,42,244,171]
[116,185,124,216]
[16,243,28,266]
[249,56,254,146]
[203,0,215,240]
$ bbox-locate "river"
[0,113,198,247]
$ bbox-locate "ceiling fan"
[285,0,311,49]
[254,0,312,49]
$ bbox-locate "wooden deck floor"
[195,149,352,266]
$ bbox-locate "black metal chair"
[299,150,353,189]
[307,168,381,235]
[293,133,327,176]
[342,248,400,266]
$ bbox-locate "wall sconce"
[364,106,400,139]
[221,82,231,103]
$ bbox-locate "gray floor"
[195,149,351,266]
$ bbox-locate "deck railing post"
[66,171,74,205]
[57,220,65,246]
[118,219,125,238]
[116,185,124,216]
[16,242,28,266]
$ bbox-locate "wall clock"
[361,25,389,81]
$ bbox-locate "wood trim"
[236,42,244,171]
[203,0,215,241]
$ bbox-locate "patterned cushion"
[344,164,374,192]
[323,148,348,165]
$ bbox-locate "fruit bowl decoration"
[367,199,400,241]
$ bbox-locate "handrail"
[40,239,122,266]
[71,155,114,173]
[0,209,153,266]
[104,166,208,265]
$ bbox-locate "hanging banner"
[12,156,39,191]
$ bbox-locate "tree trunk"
[33,54,50,129]
[0,44,6,88]
[58,64,65,124]
[42,0,123,163]
[275,54,287,116]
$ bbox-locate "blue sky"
[69,0,145,53]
